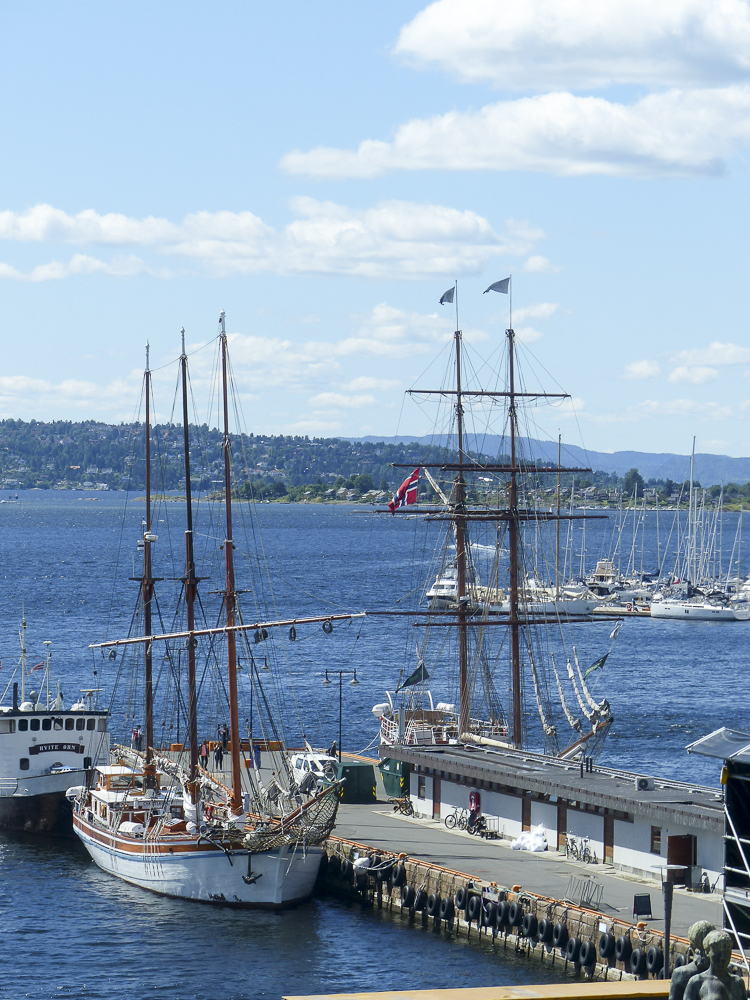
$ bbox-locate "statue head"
[688,920,716,952]
[703,930,733,976]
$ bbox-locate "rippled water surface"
[0,492,746,997]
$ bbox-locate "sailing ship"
[70,315,353,907]
[374,280,616,761]
[0,619,109,835]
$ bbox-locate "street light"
[323,669,359,761]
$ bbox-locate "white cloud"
[395,0,750,90]
[0,200,544,281]
[309,392,376,410]
[280,86,750,179]
[632,398,734,420]
[0,373,141,419]
[513,302,560,322]
[515,325,543,343]
[672,341,750,366]
[342,376,401,391]
[624,359,661,379]
[521,255,561,273]
[667,365,719,384]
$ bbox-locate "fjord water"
[0,492,744,999]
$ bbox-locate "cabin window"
[65,719,74,731]
[76,719,86,731]
[19,758,29,770]
[42,719,52,731]
[30,719,40,731]
[18,719,28,731]
[97,719,107,732]
[54,719,63,730]
[417,776,426,799]
[651,826,662,854]
[87,718,96,730]
[0,719,15,734]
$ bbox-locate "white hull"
[650,600,750,621]
[74,815,323,908]
[487,597,596,616]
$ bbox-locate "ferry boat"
[0,621,109,835]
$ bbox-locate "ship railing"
[0,778,18,797]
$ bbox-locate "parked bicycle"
[388,796,414,816]
[444,807,468,830]
[565,833,597,864]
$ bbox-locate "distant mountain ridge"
[352,435,750,487]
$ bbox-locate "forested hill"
[0,419,491,492]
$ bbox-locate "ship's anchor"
[243,852,264,884]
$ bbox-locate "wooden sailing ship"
[71,314,355,907]
[374,281,616,761]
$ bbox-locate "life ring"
[646,947,664,975]
[439,896,455,921]
[322,619,333,635]
[467,894,482,923]
[414,888,428,912]
[537,918,554,944]
[522,912,538,938]
[616,935,632,963]
[426,893,441,917]
[553,922,568,949]
[579,941,596,967]
[508,901,523,926]
[630,948,647,976]
[566,937,581,963]
[401,884,416,907]
[599,932,616,959]
[455,886,468,910]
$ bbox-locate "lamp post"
[322,669,359,761]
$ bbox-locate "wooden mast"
[219,311,243,815]
[454,327,469,737]
[507,325,523,748]
[143,343,155,769]
[180,328,199,783]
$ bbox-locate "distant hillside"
[353,435,750,488]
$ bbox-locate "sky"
[2,1,750,457]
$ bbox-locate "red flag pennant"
[30,662,45,672]
[389,468,420,514]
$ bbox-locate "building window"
[19,758,29,770]
[42,719,52,731]
[651,826,662,854]
[418,776,426,799]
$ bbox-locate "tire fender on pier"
[482,900,498,927]
[566,937,581,963]
[439,896,455,921]
[455,886,468,910]
[522,912,538,938]
[579,941,596,967]
[467,894,482,923]
[401,884,416,908]
[537,918,554,944]
[426,893,441,917]
[508,901,523,926]
[616,935,633,964]
[414,888,428,912]
[630,948,647,977]
[553,922,568,949]
[392,863,407,888]
[646,947,664,975]
[599,932,616,959]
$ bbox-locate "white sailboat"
[71,317,352,907]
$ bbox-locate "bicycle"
[388,796,414,816]
[444,807,468,830]
[565,834,580,860]
[580,836,597,865]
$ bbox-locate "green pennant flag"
[584,653,608,679]
[396,662,429,692]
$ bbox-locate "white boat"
[0,622,109,835]
[71,318,348,907]
[650,592,750,621]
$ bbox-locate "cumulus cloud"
[667,365,719,384]
[513,302,559,322]
[280,86,750,179]
[0,373,141,419]
[0,200,544,281]
[395,0,750,90]
[309,392,376,410]
[672,341,750,366]
[624,359,661,380]
[342,376,401,391]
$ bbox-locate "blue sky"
[2,1,750,458]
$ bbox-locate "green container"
[379,758,410,798]
[336,760,377,803]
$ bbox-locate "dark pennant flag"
[439,286,455,305]
[483,277,510,294]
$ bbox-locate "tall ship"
[70,315,353,907]
[0,620,109,835]
[373,280,617,761]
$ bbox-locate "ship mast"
[180,328,199,783]
[507,325,523,747]
[454,328,469,737]
[143,343,155,770]
[219,312,243,815]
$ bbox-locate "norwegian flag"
[30,662,45,672]
[389,468,420,513]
